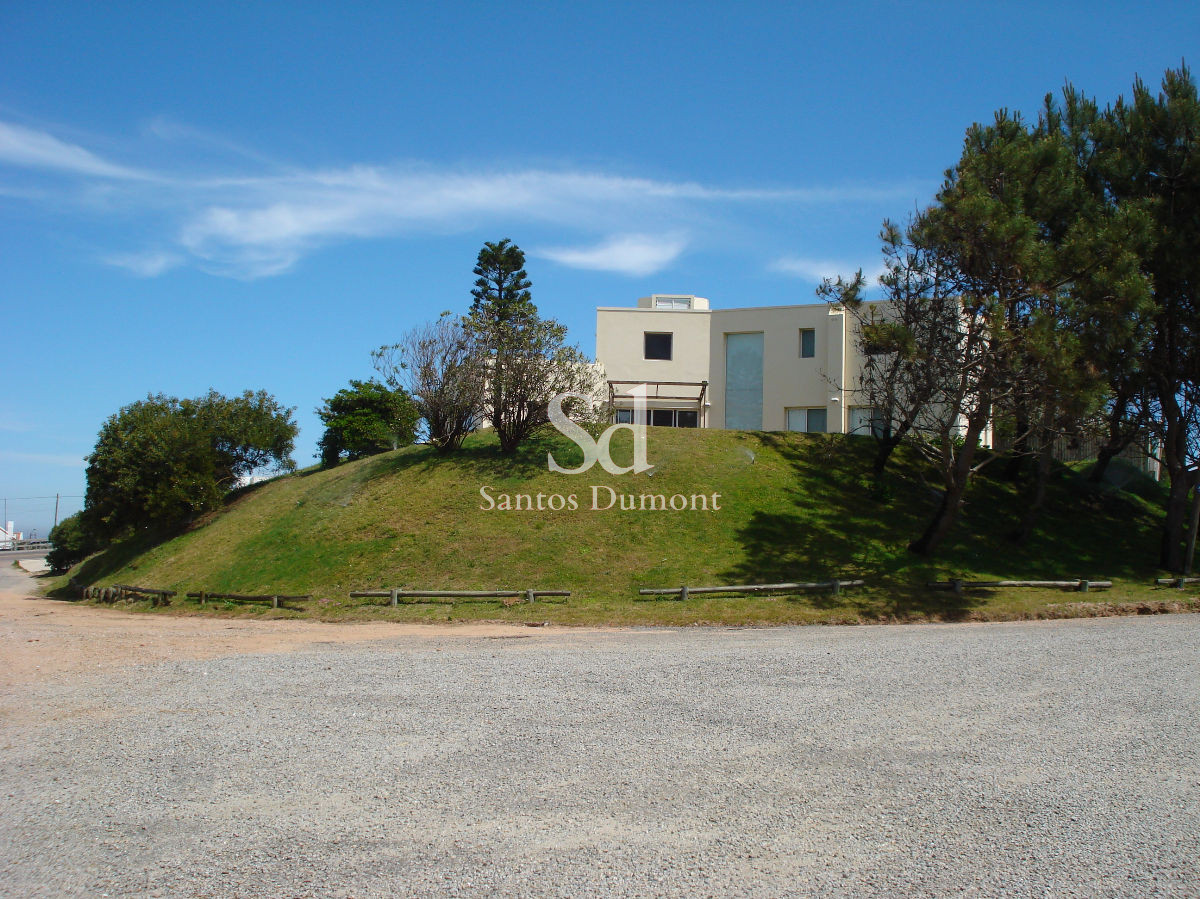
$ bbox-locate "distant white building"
[596,294,881,434]
[0,521,22,550]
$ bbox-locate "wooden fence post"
[679,584,689,601]
[390,588,399,607]
[832,578,841,596]
[271,595,279,609]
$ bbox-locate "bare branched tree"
[373,313,484,454]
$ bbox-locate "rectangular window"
[725,332,764,430]
[848,406,884,436]
[800,329,816,358]
[650,409,676,427]
[786,407,827,433]
[644,332,673,360]
[653,296,692,309]
[615,408,634,424]
[676,410,699,428]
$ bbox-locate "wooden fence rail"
[185,591,311,609]
[349,589,571,606]
[637,580,865,600]
[85,584,179,606]
[927,579,1111,594]
[1155,577,1200,589]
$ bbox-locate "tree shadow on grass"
[358,428,579,483]
[47,531,171,598]
[721,432,981,619]
[722,431,1164,621]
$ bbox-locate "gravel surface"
[2,603,1198,897]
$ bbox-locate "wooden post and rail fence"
[79,573,1200,609]
[349,589,571,606]
[637,580,865,600]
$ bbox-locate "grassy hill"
[52,427,1184,625]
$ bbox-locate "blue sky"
[1,1,1196,536]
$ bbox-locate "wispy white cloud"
[0,119,929,280]
[0,121,153,180]
[536,233,687,276]
[103,250,185,277]
[770,255,886,284]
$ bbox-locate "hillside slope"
[60,427,1171,624]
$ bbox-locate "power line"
[0,495,84,500]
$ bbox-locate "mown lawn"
[45,427,1195,626]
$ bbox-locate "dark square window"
[644,332,673,360]
[676,410,699,428]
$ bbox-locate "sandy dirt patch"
[0,567,571,689]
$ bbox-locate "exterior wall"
[596,296,883,433]
[596,305,711,420]
[706,305,851,432]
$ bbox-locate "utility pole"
[54,494,60,531]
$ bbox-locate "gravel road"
[2,577,1198,897]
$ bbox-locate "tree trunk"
[908,415,986,557]
[908,481,967,556]
[1014,440,1054,545]
[1161,470,1192,572]
[1087,443,1119,484]
[1003,404,1030,482]
[871,437,901,486]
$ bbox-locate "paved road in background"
[1,568,1198,897]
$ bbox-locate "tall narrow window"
[725,333,764,430]
[644,332,673,360]
[800,329,816,358]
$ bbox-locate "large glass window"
[786,407,827,433]
[725,333,764,430]
[650,409,675,427]
[644,332,673,360]
[639,409,701,428]
[800,328,816,358]
[615,408,634,424]
[653,296,692,309]
[848,406,884,436]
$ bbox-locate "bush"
[46,512,101,572]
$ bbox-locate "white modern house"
[596,294,880,434]
[0,521,23,550]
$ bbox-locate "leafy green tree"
[466,240,601,454]
[844,108,1150,555]
[316,379,418,466]
[83,390,297,536]
[1089,66,1200,570]
[819,218,965,488]
[46,512,100,571]
[471,238,532,320]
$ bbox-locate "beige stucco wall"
[705,304,853,431]
[595,298,896,433]
[596,306,711,388]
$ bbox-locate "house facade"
[596,294,879,434]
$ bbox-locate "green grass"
[46,427,1192,625]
